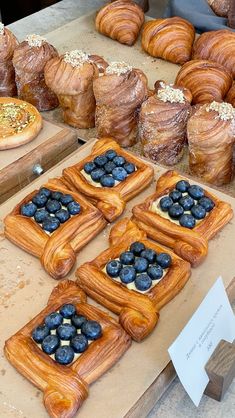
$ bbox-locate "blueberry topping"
[134,257,149,273]
[113,155,126,166]
[70,334,88,353]
[34,208,50,223]
[124,162,135,174]
[119,266,136,283]
[39,187,51,198]
[55,346,74,365]
[168,203,184,220]
[60,194,74,206]
[55,209,70,223]
[45,312,63,330]
[106,260,122,277]
[130,241,145,256]
[179,195,194,211]
[188,185,204,200]
[67,201,81,215]
[191,204,206,220]
[41,335,60,355]
[175,180,190,193]
[105,149,117,160]
[32,193,48,208]
[160,196,173,212]
[81,320,102,340]
[32,324,50,343]
[42,216,60,233]
[135,273,152,291]
[156,253,172,269]
[57,323,77,340]
[179,214,196,229]
[51,191,63,201]
[119,251,135,265]
[140,248,157,263]
[46,199,61,214]
[84,161,96,174]
[112,167,127,182]
[94,155,108,167]
[21,202,37,217]
[71,314,87,329]
[90,168,105,182]
[169,190,182,202]
[104,161,116,174]
[198,197,215,212]
[100,175,115,188]
[60,304,76,319]
[147,265,163,280]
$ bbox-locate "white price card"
[168,276,235,406]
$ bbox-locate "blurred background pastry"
[0,23,18,97]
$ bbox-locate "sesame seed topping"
[157,82,185,104]
[105,61,132,76]
[25,34,46,47]
[0,23,4,36]
[63,50,90,68]
[206,101,235,121]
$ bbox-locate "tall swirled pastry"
[141,17,195,64]
[225,82,235,107]
[93,61,148,147]
[0,23,18,97]
[175,60,233,105]
[187,102,235,186]
[12,34,58,111]
[139,81,192,165]
[95,0,145,46]
[193,30,235,78]
[44,50,101,128]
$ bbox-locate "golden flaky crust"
[12,38,59,111]
[0,27,18,96]
[187,103,235,186]
[225,82,235,107]
[132,170,233,267]
[193,30,235,78]
[93,67,148,147]
[95,0,145,46]
[5,280,131,418]
[4,184,106,279]
[139,81,192,166]
[141,16,195,64]
[175,60,233,105]
[88,54,108,73]
[44,55,99,129]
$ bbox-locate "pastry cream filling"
[0,103,35,138]
[0,23,4,35]
[25,34,46,47]
[206,101,235,121]
[105,61,132,76]
[157,81,185,104]
[63,50,90,68]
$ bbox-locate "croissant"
[0,23,18,97]
[93,61,148,147]
[141,17,195,65]
[225,82,235,107]
[193,30,235,78]
[12,34,59,111]
[95,0,145,46]
[44,50,100,129]
[187,101,235,186]
[175,60,233,105]
[207,0,230,17]
[139,81,192,165]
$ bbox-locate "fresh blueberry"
[39,187,51,198]
[32,193,48,208]
[94,155,108,167]
[169,190,182,202]
[34,208,50,223]
[119,251,135,265]
[32,324,50,343]
[198,197,215,212]
[188,185,204,200]
[134,257,149,273]
[51,191,63,201]
[45,312,63,330]
[71,314,87,329]
[105,149,117,160]
[175,180,190,193]
[179,214,196,229]
[46,199,61,214]
[84,161,96,174]
[130,241,145,256]
[112,167,127,182]
[135,273,152,291]
[123,162,135,174]
[70,334,88,353]
[168,203,184,220]
[113,155,126,166]
[90,168,105,182]
[156,253,172,269]
[42,216,60,233]
[147,265,163,280]
[100,175,115,187]
[55,209,70,223]
[81,320,102,340]
[160,196,173,212]
[60,194,74,206]
[55,346,74,365]
[60,304,76,319]
[140,248,157,263]
[41,335,60,355]
[106,260,122,277]
[191,204,206,220]
[67,201,81,215]
[104,161,116,174]
[57,323,77,340]
[179,195,194,211]
[119,266,136,283]
[21,202,37,217]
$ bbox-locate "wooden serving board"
[0,120,78,204]
[0,139,235,418]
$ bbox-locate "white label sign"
[168,276,235,406]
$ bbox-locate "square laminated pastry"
[76,218,191,342]
[4,183,106,279]
[132,170,234,267]
[62,137,154,222]
[4,281,131,418]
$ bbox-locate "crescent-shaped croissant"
[95,0,145,46]
[12,34,59,111]
[141,17,195,64]
[187,101,235,186]
[225,82,235,107]
[139,80,192,165]
[0,24,18,97]
[93,61,148,147]
[193,29,235,78]
[44,50,100,129]
[175,60,233,105]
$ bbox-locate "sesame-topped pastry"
[44,50,101,128]
[0,23,18,97]
[12,34,59,111]
[187,101,235,185]
[139,80,192,165]
[93,61,148,147]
